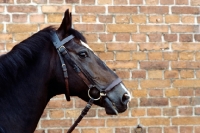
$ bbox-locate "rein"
[50,31,121,133]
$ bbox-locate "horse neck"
[0,44,59,133]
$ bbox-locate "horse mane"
[0,26,86,87]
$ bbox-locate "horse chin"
[104,97,119,115]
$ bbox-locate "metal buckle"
[58,46,66,52]
[88,85,101,101]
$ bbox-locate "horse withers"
[0,9,130,133]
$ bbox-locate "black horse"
[0,9,130,133]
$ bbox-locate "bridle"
[50,31,122,133]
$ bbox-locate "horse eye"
[78,51,88,58]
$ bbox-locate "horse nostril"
[122,93,130,104]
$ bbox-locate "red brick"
[140,61,169,70]
[115,33,130,42]
[75,6,105,13]
[99,15,113,23]
[30,14,45,23]
[108,6,137,13]
[140,98,168,106]
[145,0,159,5]
[132,70,146,79]
[164,70,179,79]
[42,5,72,13]
[179,107,193,115]
[65,0,79,3]
[131,108,146,117]
[33,0,47,3]
[147,108,161,116]
[191,0,200,6]
[182,16,195,23]
[113,0,127,5]
[41,120,72,128]
[107,24,137,33]
[172,6,199,14]
[0,0,14,3]
[140,25,168,33]
[160,0,174,5]
[0,14,10,22]
[175,0,188,5]
[170,98,190,106]
[132,34,146,42]
[140,6,169,14]
[149,89,163,97]
[148,127,162,133]
[107,118,137,126]
[130,0,143,4]
[12,14,27,23]
[115,15,130,24]
[179,34,193,42]
[140,79,170,89]
[164,34,177,42]
[149,15,163,23]
[139,43,169,51]
[172,117,200,125]
[106,61,137,69]
[163,52,178,60]
[140,118,170,126]
[148,33,162,42]
[180,126,193,133]
[164,127,178,133]
[7,6,37,13]
[163,108,177,116]
[99,33,113,42]
[81,0,94,4]
[74,24,104,32]
[107,43,137,51]
[17,0,31,3]
[172,43,200,51]
[195,34,200,42]
[180,70,194,78]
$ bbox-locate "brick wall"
[1,0,200,133]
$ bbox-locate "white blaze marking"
[80,40,93,51]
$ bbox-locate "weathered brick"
[164,70,179,79]
[0,14,10,22]
[6,24,38,33]
[164,34,177,42]
[7,6,37,13]
[140,118,170,126]
[116,52,131,61]
[140,25,168,33]
[107,43,137,51]
[179,52,194,60]
[42,5,72,13]
[179,34,193,42]
[108,6,137,13]
[175,0,188,5]
[171,61,200,69]
[12,14,27,23]
[132,34,146,42]
[148,33,162,42]
[30,14,45,23]
[181,16,195,23]
[172,117,200,125]
[173,43,200,51]
[140,61,169,70]
[0,34,12,42]
[132,15,146,23]
[81,0,95,4]
[41,120,72,128]
[14,33,31,42]
[145,0,159,5]
[107,24,137,33]
[180,70,194,78]
[171,25,198,33]
[191,0,200,5]
[47,13,62,23]
[132,70,146,79]
[148,52,163,60]
[147,108,161,116]
[170,98,190,106]
[148,127,162,133]
[130,0,143,4]
[107,118,137,126]
[99,33,113,42]
[115,33,130,42]
[133,89,147,97]
[139,43,169,51]
[106,61,137,69]
[149,89,163,97]
[17,0,31,3]
[75,6,105,13]
[131,108,146,117]
[180,126,193,133]
[0,0,14,3]
[165,15,180,23]
[178,107,193,116]
[165,89,179,97]
[140,98,168,106]
[98,128,113,133]
[164,127,178,133]
[82,33,98,42]
[74,24,104,32]
[172,6,200,14]
[149,15,163,23]
[160,0,174,5]
[99,15,113,23]
[116,70,130,79]
[97,0,112,4]
[163,107,177,116]
[49,110,64,119]
[140,79,170,89]
[148,70,163,79]
[82,15,96,23]
[140,6,169,14]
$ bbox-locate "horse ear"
[57,9,72,36]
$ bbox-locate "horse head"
[53,9,131,115]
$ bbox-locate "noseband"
[50,31,121,133]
